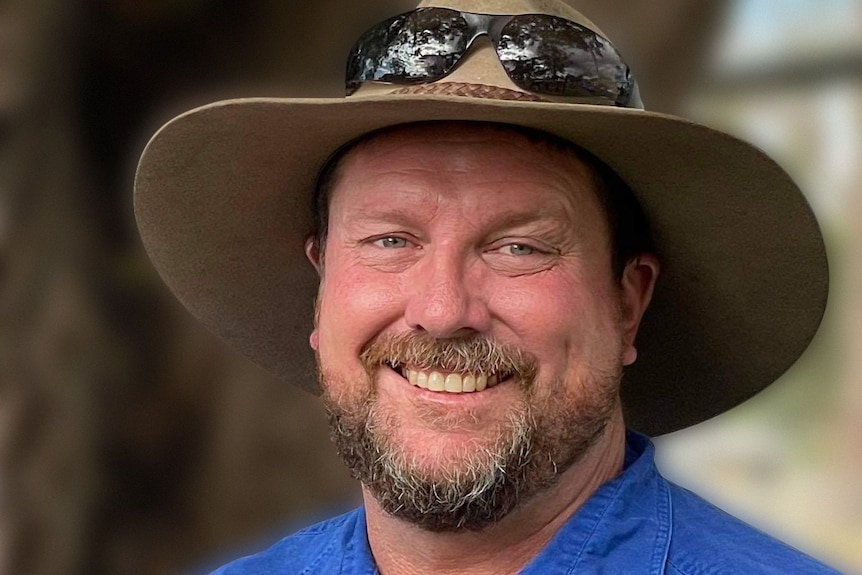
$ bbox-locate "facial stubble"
[318,332,621,532]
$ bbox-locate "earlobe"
[620,254,660,366]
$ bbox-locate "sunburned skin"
[308,121,659,574]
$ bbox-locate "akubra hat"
[134,0,828,436]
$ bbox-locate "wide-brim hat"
[133,0,828,436]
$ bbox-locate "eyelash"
[367,236,551,257]
[372,236,411,249]
[497,243,536,256]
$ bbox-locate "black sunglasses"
[346,7,639,107]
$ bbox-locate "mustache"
[360,332,537,381]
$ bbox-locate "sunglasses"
[346,7,639,107]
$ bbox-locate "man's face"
[307,123,652,530]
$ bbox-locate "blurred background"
[0,0,859,574]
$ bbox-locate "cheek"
[316,263,406,359]
[491,273,621,365]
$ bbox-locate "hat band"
[389,81,549,101]
[346,7,640,107]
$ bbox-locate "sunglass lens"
[498,16,635,105]
[346,8,470,93]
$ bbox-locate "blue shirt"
[209,432,840,574]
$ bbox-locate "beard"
[319,331,620,532]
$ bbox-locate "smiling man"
[134,0,839,573]
[309,123,657,544]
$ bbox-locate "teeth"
[428,372,445,391]
[462,374,476,392]
[476,374,488,391]
[402,369,506,393]
[444,374,461,392]
[416,371,429,389]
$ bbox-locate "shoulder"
[665,483,840,575]
[206,509,362,575]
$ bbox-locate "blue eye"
[376,236,409,248]
[502,243,535,256]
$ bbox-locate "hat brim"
[134,95,828,436]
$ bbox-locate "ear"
[305,236,323,351]
[305,236,323,275]
[619,254,660,366]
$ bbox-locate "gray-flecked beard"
[320,332,619,532]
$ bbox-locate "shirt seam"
[563,478,628,575]
[651,474,673,574]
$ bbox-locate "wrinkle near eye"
[483,249,560,277]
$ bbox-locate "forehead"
[328,122,604,219]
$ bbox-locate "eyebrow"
[341,201,580,243]
[342,205,430,228]
[486,208,575,230]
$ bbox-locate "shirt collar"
[521,431,672,574]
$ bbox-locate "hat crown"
[351,0,636,106]
[415,0,605,36]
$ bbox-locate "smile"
[385,361,509,393]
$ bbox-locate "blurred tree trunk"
[0,2,728,574]
[0,1,108,574]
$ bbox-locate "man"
[134,0,839,573]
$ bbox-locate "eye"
[499,243,535,256]
[374,236,410,248]
[484,239,559,276]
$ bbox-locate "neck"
[364,410,627,575]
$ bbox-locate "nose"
[404,248,490,339]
